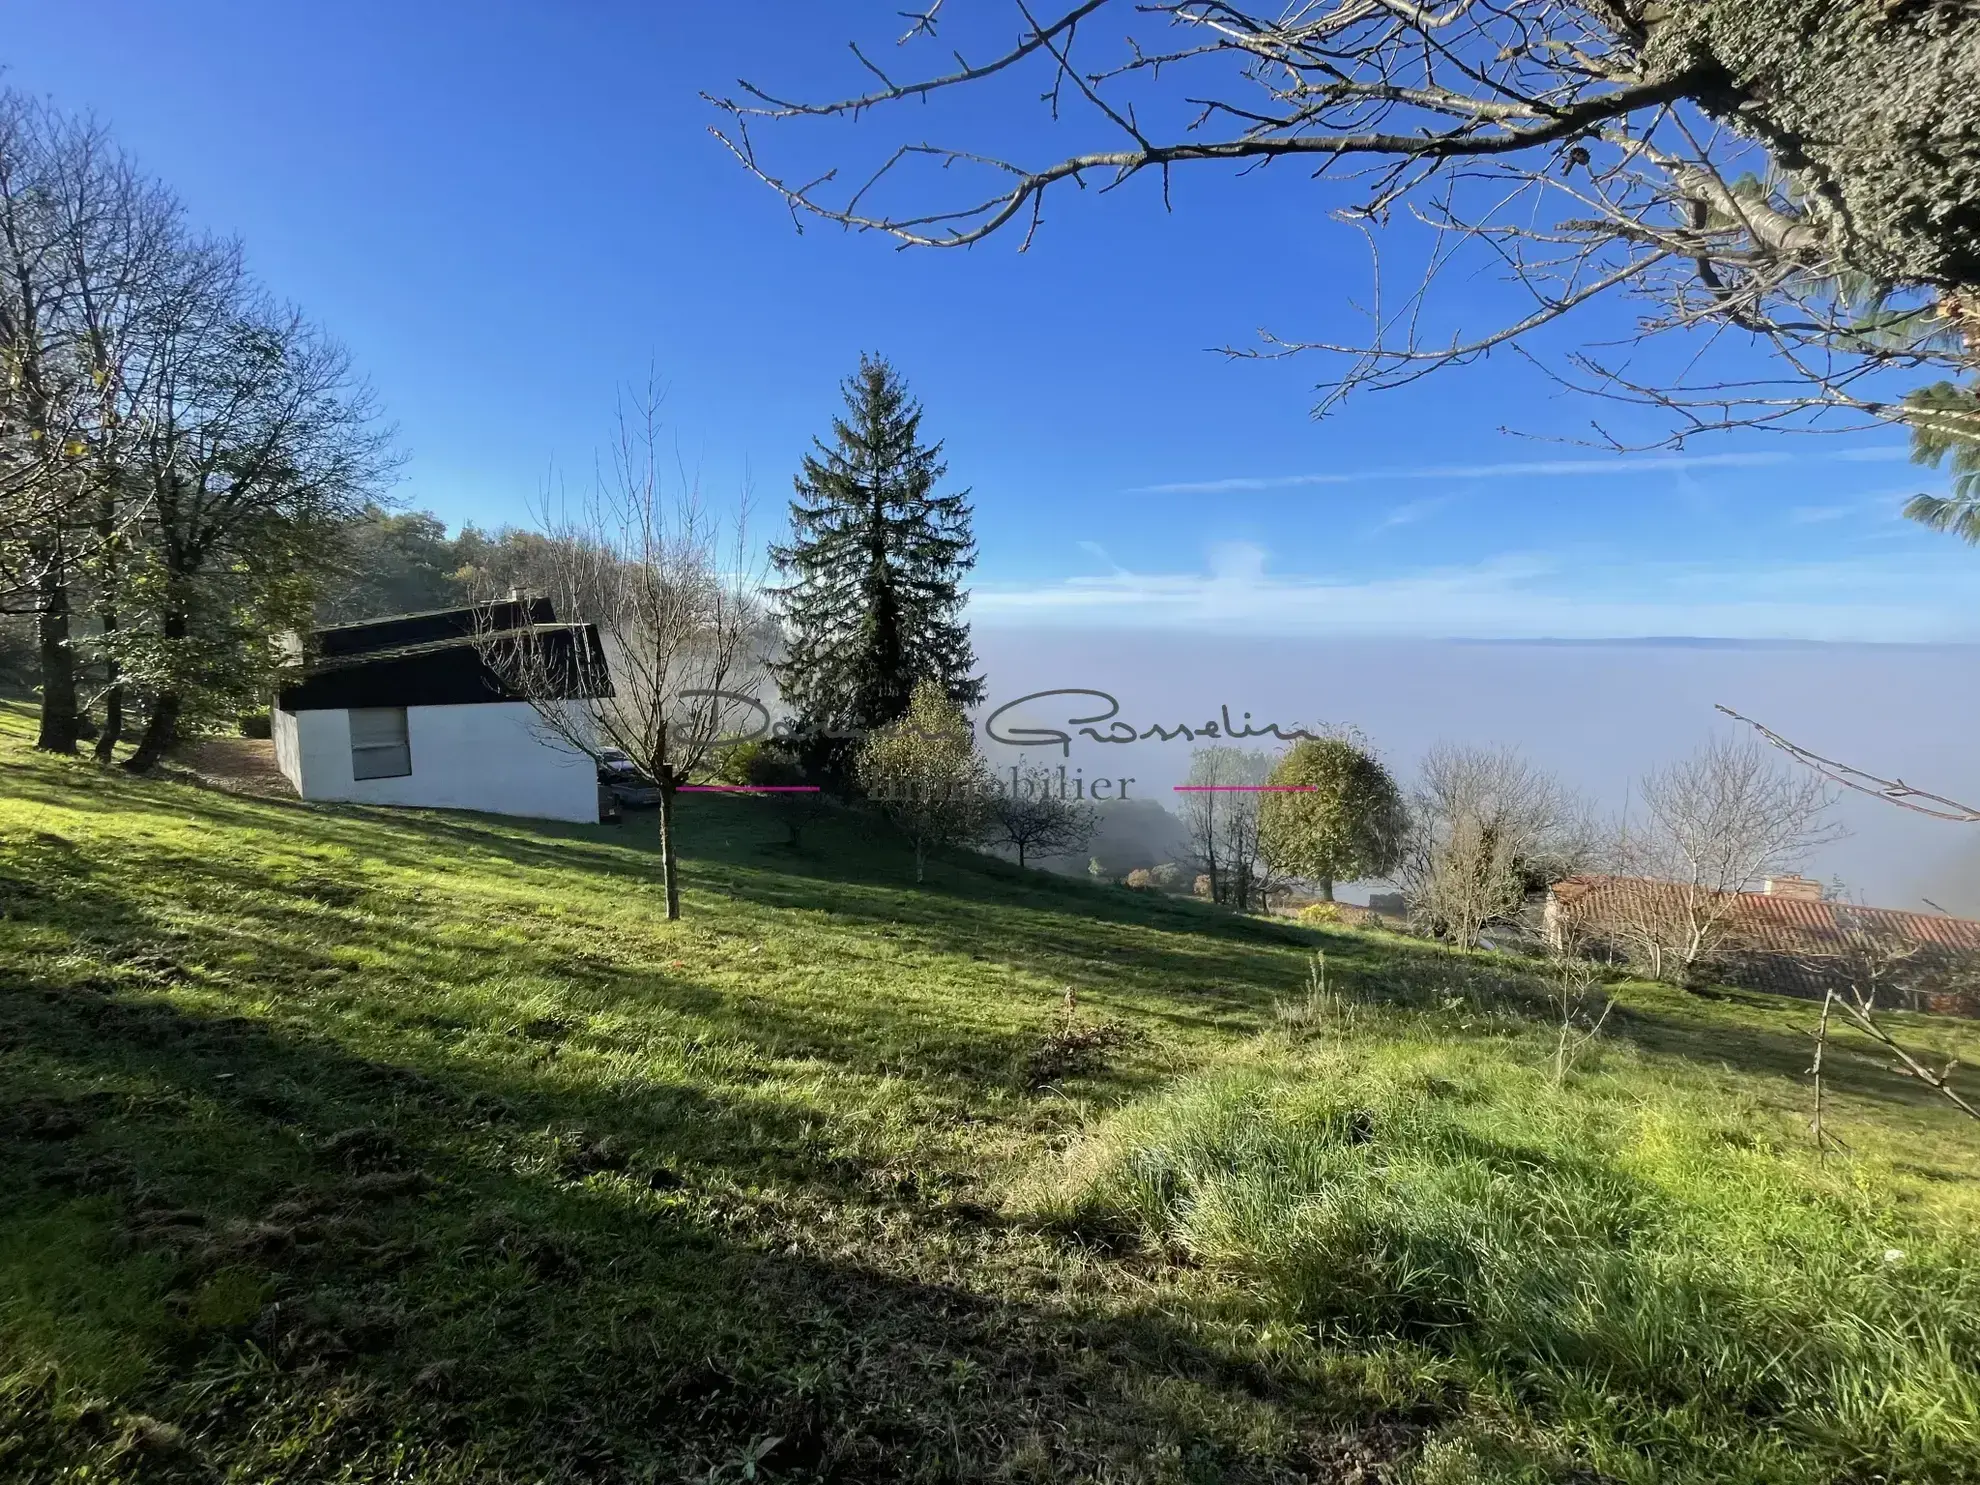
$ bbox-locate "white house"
[273,596,610,823]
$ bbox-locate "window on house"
[349,706,411,780]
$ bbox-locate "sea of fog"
[968,630,1980,914]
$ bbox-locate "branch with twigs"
[1716,705,1980,825]
[706,1,1979,442]
[1834,987,1979,1123]
[1799,919,1977,1147]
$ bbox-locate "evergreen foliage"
[1903,379,1980,543]
[770,356,981,774]
[714,738,828,849]
[1258,735,1408,902]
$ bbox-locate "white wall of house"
[274,700,598,822]
[273,705,302,791]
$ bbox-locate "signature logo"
[693,688,1317,756]
[983,690,1319,758]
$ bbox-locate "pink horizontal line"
[1173,785,1315,792]
[679,785,822,793]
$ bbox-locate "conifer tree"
[770,355,981,775]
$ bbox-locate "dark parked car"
[597,748,664,808]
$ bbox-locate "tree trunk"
[1317,876,1335,903]
[94,482,123,763]
[123,605,187,773]
[123,691,181,773]
[94,665,123,763]
[914,835,926,884]
[1640,1,1980,304]
[1016,840,1027,869]
[657,784,681,921]
[34,567,79,754]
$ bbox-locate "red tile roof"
[1548,875,1980,1012]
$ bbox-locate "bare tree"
[1803,913,1978,1147]
[1399,743,1592,950]
[710,4,1980,445]
[1548,951,1614,1087]
[1179,746,1274,910]
[485,387,765,921]
[983,761,1097,869]
[1606,738,1840,984]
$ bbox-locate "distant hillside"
[1030,795,1192,877]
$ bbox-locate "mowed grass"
[2,696,1978,1483]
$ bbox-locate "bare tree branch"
[1716,705,1980,825]
[708,2,1980,441]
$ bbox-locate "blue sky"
[5,0,1973,641]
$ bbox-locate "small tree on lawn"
[856,677,991,883]
[484,382,765,921]
[1258,733,1407,902]
[983,761,1097,869]
[715,738,827,851]
[1181,746,1274,909]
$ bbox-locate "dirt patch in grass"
[164,736,296,799]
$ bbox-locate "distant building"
[1546,873,1980,1015]
[274,596,611,823]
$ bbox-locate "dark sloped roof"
[313,596,556,659]
[279,600,612,712]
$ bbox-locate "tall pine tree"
[770,355,982,775]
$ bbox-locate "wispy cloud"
[1784,488,1931,529]
[1369,494,1457,535]
[1134,446,1908,495]
[970,546,1980,643]
[1076,539,1127,574]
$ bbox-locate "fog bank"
[968,630,1980,913]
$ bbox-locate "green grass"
[2,695,1978,1483]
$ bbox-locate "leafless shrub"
[1399,744,1594,950]
[1024,984,1136,1088]
[1548,952,1614,1086]
[1607,738,1840,984]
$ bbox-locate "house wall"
[272,705,303,792]
[278,701,597,823]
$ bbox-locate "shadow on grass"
[1,969,1412,1483]
[13,746,1977,1126]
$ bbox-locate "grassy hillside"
[3,697,1977,1484]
